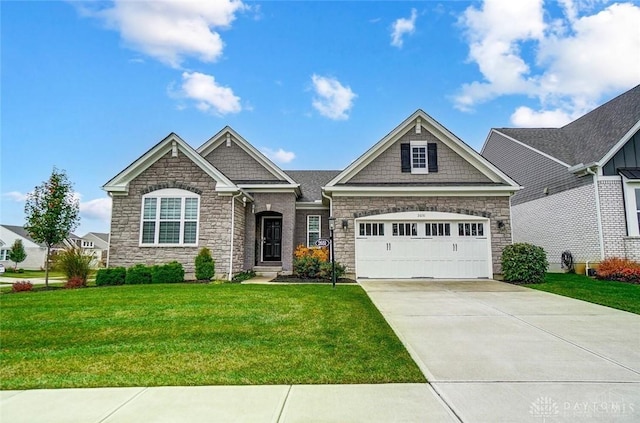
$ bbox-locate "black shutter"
[401,143,411,173]
[428,143,438,172]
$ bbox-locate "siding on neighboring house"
[331,196,511,275]
[109,150,233,277]
[483,131,592,205]
[204,141,282,182]
[346,129,491,184]
[293,209,331,249]
[598,179,628,258]
[511,183,601,270]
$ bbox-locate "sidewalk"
[1,384,457,423]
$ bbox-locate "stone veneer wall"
[109,150,234,277]
[242,192,297,271]
[293,209,331,248]
[204,141,280,182]
[331,195,511,275]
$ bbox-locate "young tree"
[7,239,27,270]
[24,168,80,288]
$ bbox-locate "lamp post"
[328,216,336,289]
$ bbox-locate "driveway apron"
[360,279,640,423]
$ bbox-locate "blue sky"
[2,0,639,236]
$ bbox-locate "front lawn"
[1,269,66,280]
[529,273,640,315]
[0,284,425,389]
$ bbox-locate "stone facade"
[109,150,234,278]
[242,192,297,272]
[347,128,491,184]
[511,183,602,270]
[331,195,512,275]
[205,140,282,182]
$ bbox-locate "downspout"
[228,192,243,281]
[586,167,605,260]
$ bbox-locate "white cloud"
[456,0,640,126]
[179,71,242,115]
[391,8,418,48]
[311,74,357,120]
[510,106,574,127]
[3,191,29,202]
[85,0,246,67]
[261,148,295,164]
[80,197,112,222]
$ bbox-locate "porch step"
[253,266,282,277]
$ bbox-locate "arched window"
[140,189,200,246]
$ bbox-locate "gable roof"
[197,126,299,187]
[285,170,341,202]
[103,133,238,194]
[495,84,640,166]
[1,224,45,247]
[325,109,520,192]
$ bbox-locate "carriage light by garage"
[342,219,348,230]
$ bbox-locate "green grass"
[1,270,65,280]
[529,273,640,315]
[0,284,425,389]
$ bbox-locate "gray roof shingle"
[1,224,45,247]
[285,170,341,202]
[496,84,640,166]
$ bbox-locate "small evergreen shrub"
[151,261,184,284]
[96,267,126,286]
[293,244,345,280]
[195,247,215,281]
[65,276,86,289]
[12,281,33,292]
[231,270,256,283]
[596,257,640,284]
[502,243,548,284]
[318,261,346,280]
[125,264,153,285]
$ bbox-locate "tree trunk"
[45,245,50,289]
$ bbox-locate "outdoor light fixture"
[328,217,336,288]
[342,219,348,230]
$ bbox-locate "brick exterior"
[205,140,282,182]
[109,150,236,278]
[598,179,628,258]
[624,237,640,261]
[331,196,511,275]
[294,209,331,248]
[511,183,601,270]
[347,128,491,184]
[242,192,297,272]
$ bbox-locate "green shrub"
[318,261,346,280]
[125,264,153,285]
[293,255,321,279]
[56,247,93,284]
[151,261,184,284]
[96,267,126,286]
[231,270,256,283]
[502,243,548,284]
[195,247,215,281]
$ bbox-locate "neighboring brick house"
[482,84,640,271]
[103,110,520,279]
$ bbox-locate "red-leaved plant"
[12,281,34,292]
[596,257,640,284]
[65,276,86,289]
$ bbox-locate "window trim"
[306,215,321,247]
[623,180,640,236]
[410,141,429,174]
[0,249,8,261]
[139,188,200,247]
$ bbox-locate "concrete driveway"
[360,279,640,423]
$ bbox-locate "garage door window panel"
[426,223,450,237]
[392,222,417,236]
[359,223,384,236]
[458,222,484,237]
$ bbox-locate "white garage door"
[355,212,491,279]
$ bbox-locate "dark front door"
[263,218,282,261]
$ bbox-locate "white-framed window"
[81,240,94,248]
[0,249,8,261]
[392,222,417,237]
[140,189,200,246]
[426,223,450,237]
[307,215,321,247]
[636,188,640,234]
[622,180,640,236]
[359,223,385,236]
[411,141,428,174]
[458,222,484,237]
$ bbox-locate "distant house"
[0,225,47,270]
[78,232,109,267]
[482,85,640,271]
[103,110,519,280]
